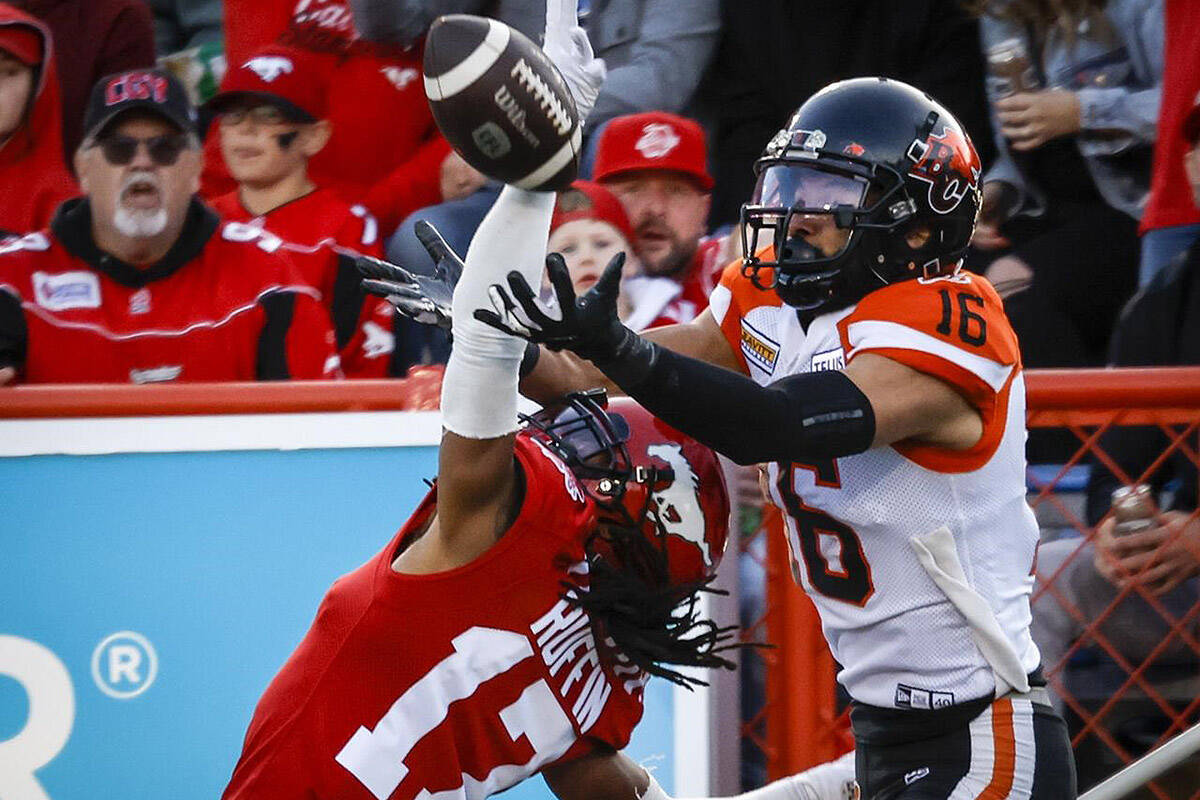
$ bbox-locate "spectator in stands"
[702,1,994,225]
[592,112,722,324]
[0,68,339,385]
[548,180,682,331]
[1030,95,1200,714]
[0,5,75,235]
[352,0,720,136]
[203,45,402,378]
[378,0,719,277]
[390,111,723,328]
[969,0,1162,369]
[146,0,224,57]
[209,0,478,236]
[11,0,156,161]
[1137,0,1200,287]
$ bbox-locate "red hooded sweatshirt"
[0,4,76,236]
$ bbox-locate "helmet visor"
[751,163,869,212]
[526,400,630,476]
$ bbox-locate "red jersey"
[223,435,647,800]
[628,236,720,331]
[1141,0,1200,233]
[211,188,395,377]
[0,199,340,383]
[210,0,449,232]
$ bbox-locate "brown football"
[423,15,581,192]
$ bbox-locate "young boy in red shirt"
[203,45,395,377]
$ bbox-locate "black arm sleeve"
[0,290,26,371]
[595,334,875,466]
[256,292,295,381]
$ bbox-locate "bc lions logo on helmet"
[906,126,980,215]
[646,443,712,566]
[245,56,294,83]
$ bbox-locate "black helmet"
[740,77,982,312]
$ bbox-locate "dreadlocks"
[563,523,744,690]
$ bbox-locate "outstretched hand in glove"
[474,249,634,365]
[357,220,462,330]
[543,0,606,123]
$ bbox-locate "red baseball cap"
[203,46,328,124]
[593,112,713,191]
[0,25,41,66]
[1183,90,1200,145]
[551,180,637,245]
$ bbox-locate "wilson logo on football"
[906,126,980,215]
[244,56,294,83]
[635,123,680,159]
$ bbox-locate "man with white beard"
[0,68,341,385]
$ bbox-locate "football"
[423,14,581,192]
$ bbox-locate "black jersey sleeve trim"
[257,291,296,380]
[0,289,26,371]
[331,251,367,348]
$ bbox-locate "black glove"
[474,249,638,364]
[357,220,462,330]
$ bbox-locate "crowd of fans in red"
[1,0,1195,391]
[1,1,1200,791]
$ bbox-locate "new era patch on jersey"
[894,683,954,710]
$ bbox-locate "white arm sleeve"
[440,185,555,439]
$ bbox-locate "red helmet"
[521,390,729,586]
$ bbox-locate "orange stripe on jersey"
[978,698,1017,800]
[841,272,1020,372]
[836,272,1021,473]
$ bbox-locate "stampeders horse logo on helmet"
[520,391,729,587]
[645,442,712,567]
[906,124,981,215]
[245,56,294,83]
[634,122,681,159]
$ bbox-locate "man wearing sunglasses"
[0,67,341,385]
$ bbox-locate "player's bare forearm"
[519,310,741,404]
[542,749,648,800]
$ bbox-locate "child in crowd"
[548,181,683,331]
[203,45,395,377]
[0,4,75,235]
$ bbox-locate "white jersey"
[709,264,1041,709]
